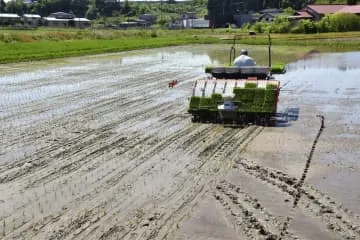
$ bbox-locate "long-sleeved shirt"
[233,55,256,67]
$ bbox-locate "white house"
[43,12,90,28]
[0,13,20,26]
[23,14,41,26]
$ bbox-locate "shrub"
[253,21,267,33]
[13,33,34,42]
[151,29,158,38]
[329,13,360,32]
[299,19,317,34]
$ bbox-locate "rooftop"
[337,5,360,14]
[23,14,41,18]
[0,13,20,18]
[295,11,312,18]
[307,4,347,14]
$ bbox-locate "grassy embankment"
[0,28,359,64]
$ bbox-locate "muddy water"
[0,46,360,240]
[277,51,360,214]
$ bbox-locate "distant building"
[23,14,41,26]
[304,4,360,20]
[259,12,283,22]
[139,14,157,24]
[292,4,360,21]
[44,12,90,28]
[183,19,209,28]
[180,12,196,20]
[287,11,313,22]
[0,13,20,26]
[336,5,360,15]
[119,19,149,29]
[48,12,75,19]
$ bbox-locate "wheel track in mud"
[0,102,192,209]
[0,75,196,238]
[214,180,296,240]
[0,101,174,184]
[279,115,325,239]
[232,157,360,239]
[0,67,196,182]
[113,126,263,240]
[0,70,196,149]
[3,122,214,239]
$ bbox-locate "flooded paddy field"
[0,45,360,240]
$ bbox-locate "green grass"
[0,35,221,63]
[0,28,359,63]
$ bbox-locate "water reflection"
[287,51,360,71]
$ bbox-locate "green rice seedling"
[38,202,43,214]
[211,93,223,104]
[199,97,212,109]
[262,103,276,113]
[245,82,257,89]
[264,90,277,103]
[266,84,278,90]
[271,63,286,74]
[12,217,16,231]
[238,88,255,102]
[3,219,6,237]
[253,89,265,105]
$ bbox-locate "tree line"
[0,0,205,20]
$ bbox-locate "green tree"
[71,0,88,17]
[5,0,27,15]
[0,0,6,12]
[347,0,357,5]
[329,13,360,32]
[85,4,98,19]
[122,0,131,14]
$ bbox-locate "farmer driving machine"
[188,34,285,126]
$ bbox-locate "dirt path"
[0,47,360,240]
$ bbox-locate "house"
[139,14,157,24]
[73,18,91,28]
[48,12,75,19]
[300,4,360,21]
[337,5,360,15]
[44,12,90,28]
[259,12,282,22]
[0,13,20,26]
[182,18,209,28]
[119,21,138,29]
[43,17,70,27]
[180,12,196,20]
[287,11,313,22]
[23,14,41,26]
